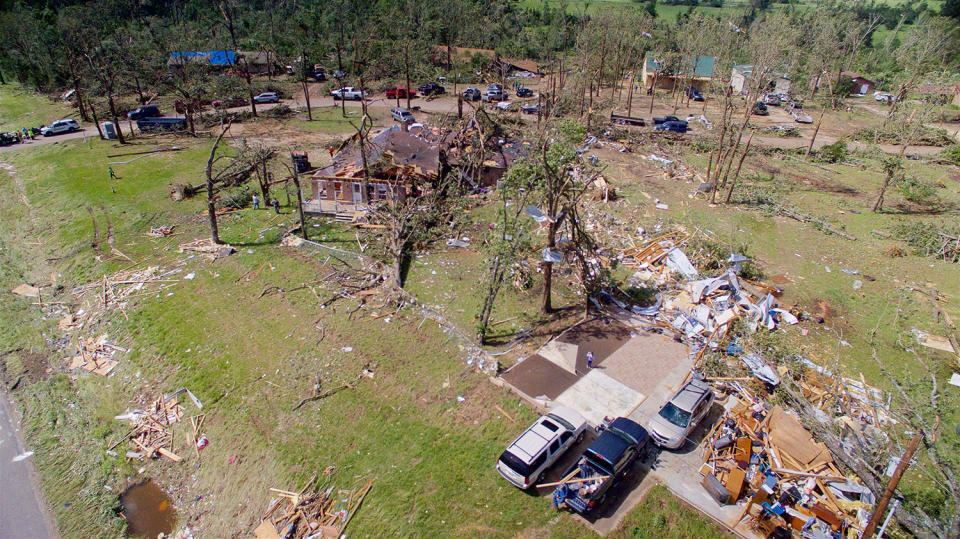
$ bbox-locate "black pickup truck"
[553,417,651,514]
[653,115,681,125]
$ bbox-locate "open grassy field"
[0,85,738,537]
[0,85,75,131]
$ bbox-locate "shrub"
[897,176,938,207]
[817,140,848,163]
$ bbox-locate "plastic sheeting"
[665,248,698,280]
[741,353,780,385]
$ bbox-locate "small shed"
[841,72,876,95]
[642,52,716,91]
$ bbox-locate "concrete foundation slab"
[500,354,578,401]
[554,370,645,426]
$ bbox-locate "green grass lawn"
[288,104,390,135]
[0,85,76,131]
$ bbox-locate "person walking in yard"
[108,166,119,181]
[327,146,335,157]
[252,193,259,210]
[272,198,280,214]
[586,351,594,369]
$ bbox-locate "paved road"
[0,391,57,539]
[0,128,95,153]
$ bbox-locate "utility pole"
[862,431,923,538]
[290,152,308,240]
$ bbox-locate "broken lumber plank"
[772,468,845,481]
[536,475,611,488]
[494,404,518,424]
[157,448,182,462]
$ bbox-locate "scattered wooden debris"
[700,387,873,536]
[178,238,235,260]
[112,389,203,463]
[11,283,40,297]
[147,225,175,237]
[255,475,375,539]
[67,266,182,330]
[66,333,126,376]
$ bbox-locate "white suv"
[41,119,80,136]
[497,406,587,489]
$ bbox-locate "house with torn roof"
[730,64,791,95]
[304,126,441,217]
[446,137,531,189]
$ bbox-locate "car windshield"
[498,450,531,477]
[659,402,692,428]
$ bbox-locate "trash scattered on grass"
[12,451,34,462]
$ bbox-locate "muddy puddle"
[120,480,176,537]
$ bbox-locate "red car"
[385,87,416,99]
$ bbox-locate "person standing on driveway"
[586,351,594,369]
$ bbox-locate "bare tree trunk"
[649,72,658,114]
[404,45,412,111]
[725,131,754,204]
[806,108,826,157]
[541,259,553,314]
[626,71,635,117]
[205,123,232,244]
[301,70,313,121]
[218,1,257,117]
[290,153,308,240]
[872,171,892,213]
[90,104,105,140]
[107,93,126,144]
[72,77,89,122]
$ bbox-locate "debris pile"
[254,475,375,539]
[700,387,875,536]
[178,239,235,260]
[65,333,126,376]
[795,357,895,428]
[113,389,203,463]
[147,225,175,237]
[611,231,795,368]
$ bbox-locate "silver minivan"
[391,107,414,124]
[647,377,714,450]
[496,405,587,489]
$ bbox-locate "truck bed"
[555,457,611,514]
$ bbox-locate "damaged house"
[444,117,531,189]
[304,126,441,217]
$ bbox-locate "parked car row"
[496,376,716,514]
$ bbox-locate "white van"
[496,406,587,489]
